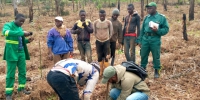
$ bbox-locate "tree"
[189,0,194,21]
[163,0,167,11]
[55,0,61,15]
[13,0,18,16]
[27,0,33,22]
[117,0,120,11]
[141,0,144,20]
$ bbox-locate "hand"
[75,28,82,34]
[48,53,53,61]
[28,37,34,43]
[82,22,87,27]
[138,43,141,48]
[151,26,158,32]
[69,52,73,58]
[24,31,30,37]
[83,93,92,100]
[106,54,111,59]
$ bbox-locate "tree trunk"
[37,0,40,16]
[28,0,33,22]
[117,0,120,11]
[182,14,188,41]
[163,0,167,11]
[13,0,18,16]
[55,0,61,16]
[141,0,144,20]
[189,0,194,21]
[72,0,74,12]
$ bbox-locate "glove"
[82,22,87,27]
[83,92,92,100]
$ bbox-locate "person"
[93,10,113,77]
[2,13,34,100]
[71,10,93,63]
[139,2,169,78]
[123,4,140,63]
[46,58,100,100]
[101,65,150,100]
[47,16,73,64]
[109,8,123,66]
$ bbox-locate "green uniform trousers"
[140,36,161,70]
[6,51,26,95]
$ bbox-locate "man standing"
[47,16,73,64]
[71,10,93,63]
[47,58,100,100]
[139,2,169,78]
[2,13,34,100]
[123,4,140,63]
[109,8,123,66]
[101,65,150,100]
[93,10,113,77]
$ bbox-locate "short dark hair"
[79,10,86,14]
[99,10,106,14]
[128,4,134,9]
[15,13,25,19]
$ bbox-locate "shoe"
[19,89,31,95]
[6,95,12,100]
[154,69,160,78]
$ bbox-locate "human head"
[90,61,100,73]
[99,10,106,21]
[55,16,63,28]
[79,10,86,21]
[146,2,157,15]
[112,8,120,20]
[14,13,25,27]
[101,66,118,84]
[127,4,134,15]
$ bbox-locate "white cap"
[55,16,63,22]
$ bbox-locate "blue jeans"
[124,36,136,62]
[110,88,148,100]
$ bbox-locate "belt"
[145,32,157,36]
[5,40,19,44]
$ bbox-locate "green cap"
[146,2,157,7]
[101,66,116,84]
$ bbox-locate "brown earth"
[0,2,200,100]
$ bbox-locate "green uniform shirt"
[2,21,30,61]
[139,12,169,43]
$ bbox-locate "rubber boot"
[103,61,110,69]
[154,69,160,78]
[98,61,104,78]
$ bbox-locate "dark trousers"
[96,40,110,62]
[110,42,116,58]
[47,71,79,100]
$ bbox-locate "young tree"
[55,0,61,15]
[189,0,194,21]
[72,0,74,12]
[163,0,167,11]
[117,0,120,11]
[27,0,33,22]
[141,0,144,20]
[13,0,18,16]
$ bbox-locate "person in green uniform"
[139,2,169,78]
[2,13,34,100]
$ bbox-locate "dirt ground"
[0,2,200,100]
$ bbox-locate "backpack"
[121,61,147,81]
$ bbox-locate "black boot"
[6,95,12,100]
[154,69,160,78]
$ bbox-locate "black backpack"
[121,61,147,81]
